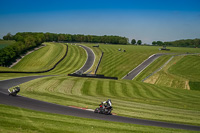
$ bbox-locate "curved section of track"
[76,45,95,73]
[0,76,200,131]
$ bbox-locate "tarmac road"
[123,54,164,80]
[0,76,200,131]
[76,45,95,73]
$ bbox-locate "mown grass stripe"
[81,80,91,95]
[71,78,86,95]
[109,80,118,97]
[102,80,112,97]
[96,80,104,96]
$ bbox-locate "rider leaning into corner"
[8,85,20,96]
[102,99,112,109]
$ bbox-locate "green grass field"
[1,43,200,132]
[12,42,66,72]
[168,55,200,81]
[144,54,200,90]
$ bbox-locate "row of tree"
[4,32,129,45]
[152,39,200,48]
[1,32,130,66]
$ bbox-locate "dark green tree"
[137,40,142,45]
[156,41,163,46]
[3,33,13,40]
[152,41,157,45]
[131,39,136,45]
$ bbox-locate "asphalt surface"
[76,45,95,73]
[123,53,164,80]
[1,48,200,131]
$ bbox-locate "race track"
[0,46,200,131]
[76,45,95,73]
[123,54,164,80]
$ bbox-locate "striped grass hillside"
[144,55,200,90]
[168,55,200,81]
[94,44,200,79]
[97,45,159,79]
[168,55,200,90]
[0,43,87,80]
[0,104,191,133]
[12,42,66,72]
[45,44,87,75]
[20,76,200,126]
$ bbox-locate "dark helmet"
[16,86,20,89]
[108,99,111,102]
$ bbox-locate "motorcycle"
[8,87,20,96]
[94,103,112,115]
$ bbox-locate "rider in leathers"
[102,99,112,109]
[8,86,20,96]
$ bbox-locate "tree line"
[152,39,200,48]
[1,32,129,66]
[4,32,129,44]
[1,32,46,66]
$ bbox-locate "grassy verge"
[168,55,200,81]
[18,76,200,126]
[12,42,66,72]
[0,104,196,133]
[189,82,200,91]
[145,54,200,90]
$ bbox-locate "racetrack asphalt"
[0,47,200,131]
[123,53,164,80]
[76,45,95,73]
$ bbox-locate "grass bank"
[144,54,200,90]
[0,43,87,80]
[0,104,196,133]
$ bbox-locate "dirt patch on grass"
[185,80,190,90]
[144,74,159,84]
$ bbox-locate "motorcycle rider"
[94,99,113,114]
[8,86,20,96]
[102,99,112,109]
